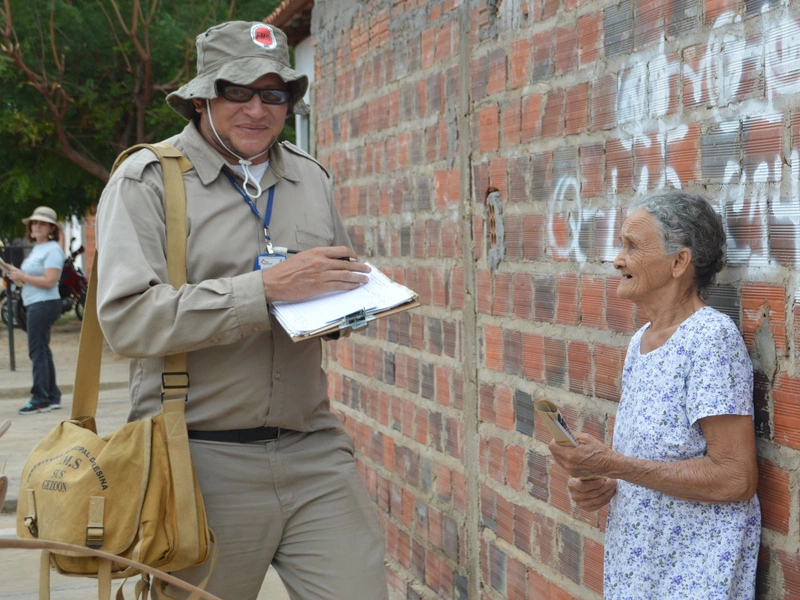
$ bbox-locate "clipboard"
[0,257,12,276]
[286,298,420,342]
[269,262,419,342]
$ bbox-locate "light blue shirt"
[20,241,63,306]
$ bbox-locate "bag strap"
[71,143,193,422]
[0,538,222,600]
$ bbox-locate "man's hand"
[548,432,613,479]
[567,477,617,511]
[261,246,371,303]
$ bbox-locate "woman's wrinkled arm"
[550,414,758,503]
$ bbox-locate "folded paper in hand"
[270,262,418,341]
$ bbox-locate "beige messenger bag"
[10,144,215,599]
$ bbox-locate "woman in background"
[6,207,64,414]
[549,192,760,599]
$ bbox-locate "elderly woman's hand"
[567,476,617,511]
[548,432,612,479]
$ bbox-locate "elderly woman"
[549,192,760,599]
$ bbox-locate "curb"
[0,381,128,401]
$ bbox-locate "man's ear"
[192,99,205,114]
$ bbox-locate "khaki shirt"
[95,123,350,432]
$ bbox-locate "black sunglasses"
[216,82,291,105]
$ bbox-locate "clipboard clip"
[343,308,371,330]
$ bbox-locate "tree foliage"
[0,0,284,237]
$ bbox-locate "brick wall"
[310,0,800,597]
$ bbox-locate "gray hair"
[628,192,726,292]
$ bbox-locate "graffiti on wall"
[547,10,800,275]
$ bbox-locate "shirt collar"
[180,122,301,187]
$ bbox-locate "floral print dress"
[604,307,760,599]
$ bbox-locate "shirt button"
[275,372,281,380]
[211,338,220,344]
[252,326,260,332]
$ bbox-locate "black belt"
[187,427,290,443]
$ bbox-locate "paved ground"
[0,316,289,599]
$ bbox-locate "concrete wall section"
[311,0,800,597]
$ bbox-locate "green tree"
[0,0,284,238]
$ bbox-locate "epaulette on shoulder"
[281,141,329,178]
[110,147,162,183]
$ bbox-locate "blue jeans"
[26,299,61,406]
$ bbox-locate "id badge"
[254,253,286,270]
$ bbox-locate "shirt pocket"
[295,228,333,250]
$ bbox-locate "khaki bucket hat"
[167,21,309,119]
[22,206,58,226]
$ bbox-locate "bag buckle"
[161,371,190,403]
[86,525,104,549]
[23,516,38,537]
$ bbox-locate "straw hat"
[21,206,58,226]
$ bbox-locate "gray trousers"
[165,429,389,600]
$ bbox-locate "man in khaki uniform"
[95,21,389,600]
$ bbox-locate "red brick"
[565,82,590,135]
[581,275,606,329]
[591,74,617,131]
[606,137,633,191]
[577,12,603,69]
[513,273,534,320]
[666,122,700,186]
[554,27,578,75]
[521,93,544,142]
[533,512,556,567]
[606,278,636,333]
[549,460,573,515]
[510,38,532,88]
[523,214,545,259]
[421,26,435,69]
[502,98,522,146]
[507,555,528,599]
[633,133,664,191]
[487,48,507,95]
[507,445,526,492]
[595,344,624,402]
[480,382,496,424]
[497,493,515,544]
[584,537,604,594]
[490,156,509,199]
[478,105,500,153]
[568,340,593,396]
[450,469,466,514]
[580,143,604,197]
[484,325,503,373]
[773,374,800,450]
[758,459,790,535]
[522,333,545,382]
[777,549,800,599]
[555,273,580,325]
[436,21,453,61]
[796,301,800,356]
[496,384,516,431]
[634,0,663,49]
[542,89,565,138]
[742,283,787,354]
[548,214,570,261]
[493,272,513,316]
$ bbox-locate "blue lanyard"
[224,171,276,253]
